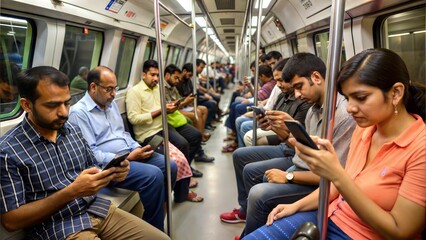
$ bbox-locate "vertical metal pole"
[153,0,172,237]
[252,0,263,146]
[191,0,199,121]
[247,0,252,76]
[235,35,240,82]
[213,43,217,91]
[318,0,346,239]
[205,18,210,90]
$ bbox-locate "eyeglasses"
[96,83,119,93]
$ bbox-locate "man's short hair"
[78,66,89,75]
[0,61,20,87]
[282,53,326,83]
[250,61,256,69]
[265,51,282,61]
[143,60,159,73]
[17,66,69,103]
[272,58,289,72]
[258,65,273,78]
[196,59,206,67]
[164,64,181,76]
[182,63,193,73]
[87,66,114,87]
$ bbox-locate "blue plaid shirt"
[0,116,111,240]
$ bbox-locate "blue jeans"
[109,152,177,231]
[236,116,252,147]
[239,120,254,147]
[244,170,317,235]
[232,144,295,214]
[243,211,351,240]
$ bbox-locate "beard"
[31,105,68,131]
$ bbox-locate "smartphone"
[102,152,129,171]
[251,106,266,117]
[174,96,186,106]
[190,93,198,97]
[147,135,164,150]
[284,120,319,150]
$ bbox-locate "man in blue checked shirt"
[0,66,169,240]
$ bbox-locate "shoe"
[202,133,211,142]
[234,236,240,240]
[222,144,237,153]
[185,191,204,202]
[220,208,246,223]
[195,153,215,163]
[191,167,203,178]
[205,125,216,130]
[189,178,198,188]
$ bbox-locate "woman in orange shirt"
[244,48,425,239]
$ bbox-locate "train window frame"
[171,47,181,65]
[115,34,137,90]
[0,15,36,121]
[59,25,104,105]
[373,6,425,85]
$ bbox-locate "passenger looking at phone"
[222,64,276,152]
[164,64,210,142]
[163,64,215,163]
[245,48,426,240]
[0,66,170,240]
[126,60,204,202]
[68,66,177,231]
[177,61,218,131]
[220,53,356,239]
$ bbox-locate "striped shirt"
[0,116,111,240]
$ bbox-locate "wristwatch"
[286,171,294,183]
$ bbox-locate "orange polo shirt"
[328,114,426,239]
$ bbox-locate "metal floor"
[169,86,244,240]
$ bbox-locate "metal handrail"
[159,1,193,29]
[317,0,346,238]
[153,0,173,237]
[252,0,263,146]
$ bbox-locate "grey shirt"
[292,94,356,169]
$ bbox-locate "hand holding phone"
[174,96,186,106]
[147,135,164,150]
[251,106,266,117]
[284,120,318,150]
[102,153,129,171]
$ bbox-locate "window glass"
[379,8,425,84]
[144,40,154,61]
[172,47,181,65]
[185,49,192,64]
[0,15,34,120]
[115,35,136,89]
[60,26,103,104]
[314,31,346,65]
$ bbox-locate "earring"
[393,104,398,115]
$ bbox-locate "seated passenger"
[126,60,203,203]
[70,66,89,90]
[0,66,169,240]
[0,61,20,114]
[219,53,356,239]
[164,64,214,162]
[245,48,426,239]
[69,66,178,231]
[223,64,277,152]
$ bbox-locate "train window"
[313,31,346,65]
[0,15,35,120]
[144,40,155,61]
[115,35,136,89]
[377,7,425,84]
[60,25,103,104]
[184,49,192,64]
[172,47,181,65]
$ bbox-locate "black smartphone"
[147,135,164,150]
[251,106,266,117]
[284,120,319,150]
[102,153,129,171]
[174,96,186,106]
